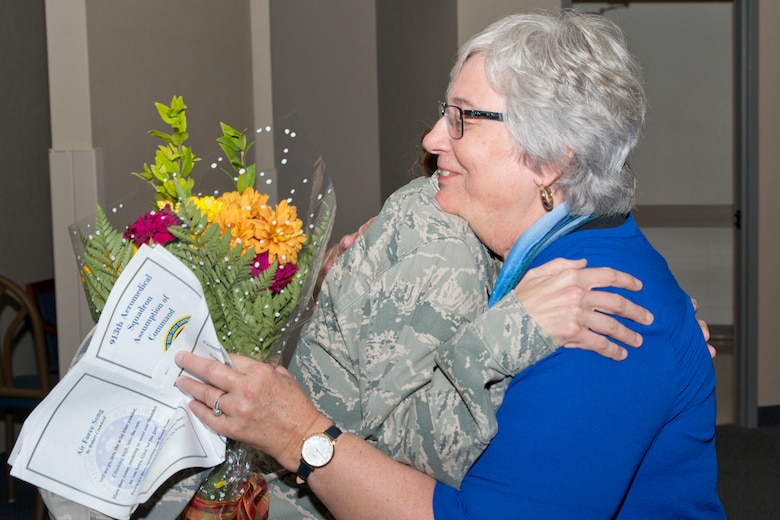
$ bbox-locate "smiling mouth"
[437,169,455,177]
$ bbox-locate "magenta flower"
[251,251,299,293]
[124,205,183,247]
[251,251,272,276]
[272,263,299,292]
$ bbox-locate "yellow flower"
[253,199,305,264]
[188,196,224,222]
[157,200,181,213]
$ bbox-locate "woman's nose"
[422,117,450,155]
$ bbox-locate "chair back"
[26,278,59,376]
[0,274,52,407]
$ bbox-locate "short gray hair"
[450,11,646,216]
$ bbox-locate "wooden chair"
[26,278,59,377]
[1,274,52,519]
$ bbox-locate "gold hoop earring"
[539,185,554,211]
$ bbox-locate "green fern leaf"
[77,205,136,320]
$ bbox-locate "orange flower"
[213,188,272,253]
[220,188,270,215]
[253,199,305,264]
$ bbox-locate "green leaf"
[77,205,136,320]
[133,97,199,204]
[148,130,173,143]
[170,131,185,147]
[155,102,175,125]
[181,148,195,178]
[169,95,187,113]
[237,164,256,193]
[219,122,242,139]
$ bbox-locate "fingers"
[583,311,641,349]
[575,266,643,293]
[523,260,643,295]
[187,393,222,429]
[357,216,376,235]
[515,260,654,362]
[175,351,324,464]
[176,351,233,386]
[338,234,356,251]
[567,331,628,361]
[175,352,235,406]
[339,216,376,251]
[322,244,343,273]
[697,318,710,343]
[174,374,225,432]
[696,318,717,360]
[324,216,378,275]
[690,297,715,359]
[175,352,256,439]
[585,290,653,327]
[523,258,587,279]
[228,353,265,373]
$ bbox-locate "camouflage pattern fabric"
[265,175,557,519]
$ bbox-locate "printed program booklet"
[10,245,227,519]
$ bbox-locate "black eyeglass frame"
[440,102,504,139]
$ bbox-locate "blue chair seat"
[0,374,58,410]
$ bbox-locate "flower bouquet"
[68,97,336,519]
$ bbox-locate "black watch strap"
[322,425,342,441]
[296,425,342,485]
[296,459,315,484]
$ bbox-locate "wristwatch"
[296,425,342,485]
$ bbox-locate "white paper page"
[81,245,206,386]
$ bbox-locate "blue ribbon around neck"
[488,202,595,308]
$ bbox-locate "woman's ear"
[537,147,573,187]
[535,165,563,189]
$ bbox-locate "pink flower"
[251,251,299,293]
[124,205,183,246]
[272,263,299,292]
[251,251,272,276]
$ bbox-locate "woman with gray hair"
[176,11,725,519]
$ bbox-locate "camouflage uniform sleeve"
[359,237,490,489]
[289,282,361,439]
[379,291,560,488]
[433,293,559,447]
[292,232,494,489]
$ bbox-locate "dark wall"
[85,0,255,205]
[0,0,53,286]
[269,0,382,241]
[376,0,457,199]
[268,1,457,238]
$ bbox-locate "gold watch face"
[301,433,334,467]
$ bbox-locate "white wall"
[458,0,558,42]
[578,3,734,325]
[758,0,780,407]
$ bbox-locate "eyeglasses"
[440,102,504,139]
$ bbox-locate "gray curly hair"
[449,11,646,216]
